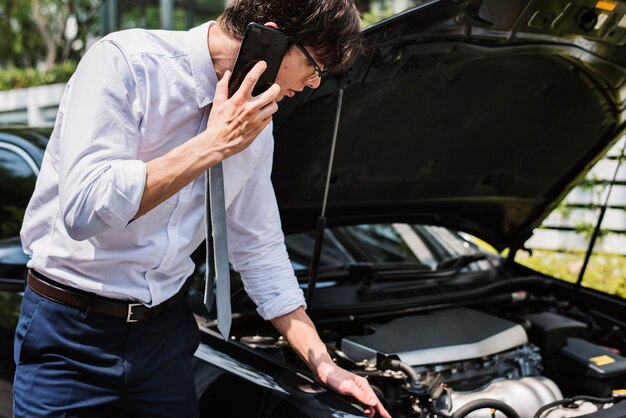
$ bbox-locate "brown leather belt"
[26,269,187,323]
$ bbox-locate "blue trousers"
[13,286,200,418]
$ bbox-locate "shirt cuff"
[256,288,307,320]
[95,160,146,230]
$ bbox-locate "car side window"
[0,147,37,240]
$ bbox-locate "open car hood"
[272,0,626,252]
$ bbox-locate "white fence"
[0,83,65,126]
[526,137,626,255]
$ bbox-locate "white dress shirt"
[20,22,306,320]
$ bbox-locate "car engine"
[239,305,626,417]
[338,308,548,416]
[329,307,626,418]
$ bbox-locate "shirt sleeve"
[57,39,146,241]
[225,137,306,321]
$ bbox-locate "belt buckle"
[126,303,142,323]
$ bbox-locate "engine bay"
[235,286,626,418]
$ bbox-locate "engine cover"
[341,308,527,365]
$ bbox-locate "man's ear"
[264,22,278,29]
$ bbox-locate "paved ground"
[0,378,12,418]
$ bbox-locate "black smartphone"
[228,22,290,97]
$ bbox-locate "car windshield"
[285,223,490,272]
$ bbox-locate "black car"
[0,127,49,418]
[3,1,626,417]
[0,129,46,243]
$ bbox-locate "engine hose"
[533,396,616,418]
[389,359,419,382]
[451,399,521,418]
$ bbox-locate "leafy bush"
[361,4,395,28]
[0,61,77,91]
[516,249,626,298]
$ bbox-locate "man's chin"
[276,88,298,102]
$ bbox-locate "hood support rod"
[306,80,347,307]
[575,138,626,288]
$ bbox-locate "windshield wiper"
[345,261,432,273]
[357,253,489,296]
[296,261,431,280]
[436,253,488,271]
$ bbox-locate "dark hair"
[219,0,363,71]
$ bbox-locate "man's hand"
[315,361,391,418]
[134,60,279,219]
[204,61,280,159]
[271,307,391,418]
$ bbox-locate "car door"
[0,133,43,417]
[0,138,39,291]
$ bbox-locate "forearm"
[134,131,227,219]
[271,306,336,382]
[272,307,391,418]
[135,67,278,219]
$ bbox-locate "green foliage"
[1,0,102,69]
[584,253,626,297]
[0,0,45,67]
[0,61,76,90]
[555,201,572,218]
[361,4,396,28]
[578,176,596,190]
[120,4,161,30]
[516,249,626,298]
[573,220,607,240]
[517,250,580,283]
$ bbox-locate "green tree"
[361,3,395,28]
[31,0,104,69]
[0,0,45,68]
[1,0,103,69]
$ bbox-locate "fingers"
[236,60,267,97]
[257,99,279,121]
[375,403,392,418]
[322,366,391,418]
[213,70,231,105]
[205,62,278,158]
[350,378,391,418]
[350,377,378,405]
[241,99,277,140]
[254,82,280,104]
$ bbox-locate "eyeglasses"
[289,38,328,82]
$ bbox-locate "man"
[14,0,391,417]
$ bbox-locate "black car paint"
[0,129,49,393]
[273,0,626,253]
[0,130,46,244]
[193,333,366,417]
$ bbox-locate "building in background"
[101,0,226,33]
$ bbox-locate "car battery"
[522,312,588,356]
[558,338,626,397]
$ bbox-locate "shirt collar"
[188,21,219,109]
